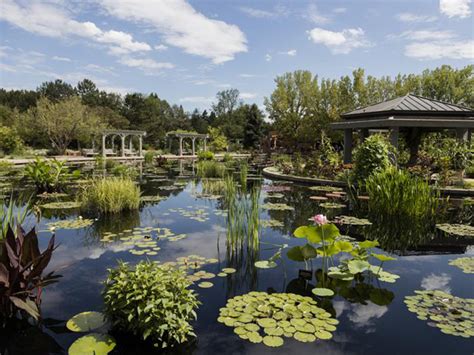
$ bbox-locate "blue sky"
[0,0,472,111]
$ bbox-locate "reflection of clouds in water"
[420,273,451,293]
[347,302,388,331]
[333,300,346,318]
[40,287,64,313]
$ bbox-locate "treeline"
[265,65,474,148]
[0,80,266,154]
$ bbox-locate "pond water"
[1,162,473,354]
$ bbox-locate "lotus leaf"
[371,253,396,262]
[449,257,474,274]
[68,333,116,355]
[358,240,379,249]
[66,311,106,332]
[348,260,370,274]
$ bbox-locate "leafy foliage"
[0,126,23,155]
[80,178,141,214]
[0,224,60,324]
[352,134,392,183]
[208,127,228,152]
[24,158,79,193]
[103,261,200,348]
[196,160,226,178]
[197,150,215,161]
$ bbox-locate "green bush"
[0,126,23,155]
[144,150,156,165]
[103,261,199,348]
[352,134,392,183]
[110,164,138,179]
[222,153,232,162]
[197,150,214,161]
[24,158,79,193]
[80,177,140,213]
[196,160,226,178]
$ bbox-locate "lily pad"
[262,335,284,347]
[448,257,474,274]
[198,282,214,288]
[312,288,334,297]
[255,260,278,269]
[66,311,106,332]
[436,223,474,237]
[40,201,81,209]
[335,215,372,226]
[261,203,294,211]
[222,268,237,274]
[68,333,116,355]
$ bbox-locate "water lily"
[312,214,328,225]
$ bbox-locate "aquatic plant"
[67,311,107,332]
[1,198,32,239]
[144,150,157,165]
[68,333,116,355]
[103,260,200,348]
[47,217,94,230]
[110,163,138,179]
[24,158,79,193]
[80,178,140,214]
[0,224,60,324]
[352,134,392,183]
[39,201,81,209]
[261,219,284,228]
[449,257,474,274]
[335,215,372,226]
[197,150,214,161]
[218,291,338,347]
[239,161,248,191]
[261,202,294,211]
[404,290,474,338]
[196,160,226,178]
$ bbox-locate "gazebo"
[166,131,209,156]
[101,129,146,158]
[330,94,474,164]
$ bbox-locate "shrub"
[80,177,140,213]
[144,151,156,165]
[103,261,199,348]
[352,134,392,183]
[0,224,60,324]
[110,164,138,179]
[222,153,232,162]
[24,158,79,193]
[196,160,226,178]
[208,127,228,152]
[197,150,214,161]
[0,126,23,155]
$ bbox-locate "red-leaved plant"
[0,224,60,325]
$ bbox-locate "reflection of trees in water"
[87,210,141,245]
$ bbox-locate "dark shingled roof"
[342,94,473,118]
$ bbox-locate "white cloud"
[154,44,168,51]
[99,0,247,64]
[307,27,373,54]
[240,73,257,78]
[333,7,347,13]
[240,5,289,19]
[84,63,117,76]
[405,39,474,59]
[440,0,472,18]
[421,273,451,293]
[240,92,257,99]
[52,55,71,62]
[399,30,456,41]
[396,13,438,22]
[119,57,175,71]
[179,96,213,103]
[347,302,388,329]
[0,0,151,55]
[265,53,272,61]
[305,3,331,24]
[279,49,297,56]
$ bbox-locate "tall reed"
[80,177,141,214]
[196,160,226,178]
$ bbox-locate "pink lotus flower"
[313,214,328,225]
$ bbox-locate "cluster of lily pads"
[261,219,284,228]
[404,290,474,338]
[39,201,81,209]
[265,193,285,199]
[261,203,294,211]
[47,217,94,230]
[218,292,338,347]
[140,195,167,203]
[335,215,372,226]
[66,311,115,354]
[436,223,474,237]
[308,186,343,192]
[169,206,210,222]
[449,257,474,274]
[319,202,346,209]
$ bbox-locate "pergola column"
[102,134,106,158]
[192,137,196,156]
[139,135,143,157]
[204,138,207,151]
[179,137,183,156]
[456,128,468,142]
[129,136,133,151]
[389,127,399,149]
[121,135,126,157]
[343,129,353,164]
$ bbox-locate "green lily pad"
[255,260,278,269]
[262,335,284,347]
[312,288,334,297]
[66,311,106,332]
[449,257,474,274]
[68,333,116,355]
[436,223,474,237]
[222,268,237,274]
[198,282,214,288]
[261,203,294,211]
[40,201,81,209]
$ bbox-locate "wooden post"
[192,137,196,156]
[102,134,106,158]
[129,136,133,152]
[179,137,183,156]
[139,135,143,157]
[121,135,125,157]
[343,129,353,164]
[204,138,207,151]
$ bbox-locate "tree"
[37,80,76,102]
[77,79,100,106]
[32,96,106,154]
[208,127,228,152]
[243,104,265,149]
[212,89,241,117]
[190,109,209,133]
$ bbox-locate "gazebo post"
[343,129,353,164]
[456,128,468,142]
[179,137,183,156]
[121,135,126,157]
[359,128,369,141]
[102,134,106,158]
[192,137,196,156]
[139,135,143,157]
[389,127,399,149]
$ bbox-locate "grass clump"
[80,177,140,213]
[196,160,226,178]
[197,150,214,161]
[103,261,199,349]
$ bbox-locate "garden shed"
[330,94,474,164]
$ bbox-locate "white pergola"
[101,129,146,158]
[166,132,209,156]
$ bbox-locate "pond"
[1,161,473,354]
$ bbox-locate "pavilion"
[100,129,146,158]
[166,131,209,156]
[330,94,474,164]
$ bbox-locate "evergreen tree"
[243,104,264,149]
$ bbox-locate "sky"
[0,0,473,111]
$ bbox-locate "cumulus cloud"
[440,0,472,18]
[347,302,388,329]
[98,0,247,64]
[405,39,473,60]
[52,55,71,62]
[179,96,214,103]
[240,5,289,19]
[305,3,331,24]
[421,273,451,293]
[240,92,257,99]
[0,0,151,55]
[396,13,438,22]
[119,57,175,71]
[398,30,456,41]
[279,49,297,56]
[307,27,373,54]
[154,44,168,51]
